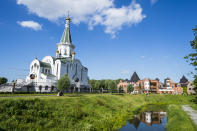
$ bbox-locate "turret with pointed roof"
[179,75,189,87]
[179,75,188,83]
[60,13,73,45]
[130,72,140,83]
[56,13,75,58]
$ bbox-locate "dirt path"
[182,105,197,125]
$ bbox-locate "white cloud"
[89,1,146,38]
[150,0,158,5]
[141,56,145,59]
[17,0,145,37]
[17,20,42,30]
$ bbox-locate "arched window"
[45,69,48,74]
[45,86,48,90]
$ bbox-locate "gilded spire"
[66,11,70,21]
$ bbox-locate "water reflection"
[119,111,167,131]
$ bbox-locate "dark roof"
[179,75,188,83]
[165,77,171,80]
[125,79,129,82]
[130,72,140,83]
[155,78,160,81]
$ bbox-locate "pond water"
[119,107,168,131]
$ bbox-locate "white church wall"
[42,56,55,74]
[54,60,62,79]
[60,63,67,78]
[28,59,41,83]
[57,44,73,58]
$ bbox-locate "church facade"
[26,15,90,92]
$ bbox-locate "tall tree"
[185,27,197,94]
[57,74,70,96]
[185,27,197,71]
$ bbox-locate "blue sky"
[0,0,197,82]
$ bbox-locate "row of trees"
[56,75,134,96]
[88,79,134,93]
[88,79,121,92]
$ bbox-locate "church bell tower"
[56,13,75,59]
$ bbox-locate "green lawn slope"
[0,94,196,131]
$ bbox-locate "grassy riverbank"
[0,94,196,131]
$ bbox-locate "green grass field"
[0,94,196,131]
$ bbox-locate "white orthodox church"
[25,15,90,92]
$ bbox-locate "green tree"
[182,87,187,94]
[57,74,70,96]
[185,27,197,101]
[193,77,197,94]
[127,84,134,94]
[89,79,96,90]
[0,77,8,85]
[108,81,116,93]
[185,27,197,71]
[100,80,105,90]
[94,81,101,92]
[104,80,111,90]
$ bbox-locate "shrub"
[57,74,70,92]
[127,84,134,93]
